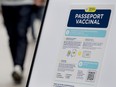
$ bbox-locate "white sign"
[53,5,113,87]
[27,0,116,87]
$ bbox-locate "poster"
[53,5,114,87]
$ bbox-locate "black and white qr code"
[86,70,96,82]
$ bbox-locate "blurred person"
[1,0,45,84]
[30,0,45,40]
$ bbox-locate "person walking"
[1,0,45,84]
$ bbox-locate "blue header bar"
[67,9,111,28]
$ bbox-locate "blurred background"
[0,0,46,87]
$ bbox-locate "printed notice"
[53,5,114,87]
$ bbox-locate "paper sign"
[53,5,113,87]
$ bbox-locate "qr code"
[86,70,96,82]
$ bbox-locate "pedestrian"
[30,2,45,40]
[1,0,45,84]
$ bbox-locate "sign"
[53,5,113,87]
[26,1,116,87]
